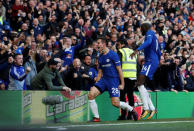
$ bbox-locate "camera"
[42,95,64,105]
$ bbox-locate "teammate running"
[131,21,161,120]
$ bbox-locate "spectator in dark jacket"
[81,55,93,90]
[154,55,173,91]
[65,58,84,90]
[0,55,13,89]
[35,48,49,73]
[168,56,188,93]
[185,62,194,91]
[185,70,194,91]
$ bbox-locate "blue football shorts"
[94,77,120,97]
[140,61,159,80]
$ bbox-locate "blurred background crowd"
[0,0,193,91]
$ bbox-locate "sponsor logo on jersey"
[102,64,111,67]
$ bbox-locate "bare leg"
[88,86,101,119]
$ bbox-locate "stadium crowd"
[0,0,193,92]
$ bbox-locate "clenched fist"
[25,67,31,73]
[118,84,124,90]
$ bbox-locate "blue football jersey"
[99,50,121,78]
[137,30,161,64]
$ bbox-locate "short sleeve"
[112,52,121,66]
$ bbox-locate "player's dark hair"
[141,22,152,36]
[97,37,107,45]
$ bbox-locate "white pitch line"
[45,120,194,128]
[56,127,67,130]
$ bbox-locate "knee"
[0,84,5,90]
[136,81,143,87]
[88,91,95,100]
[136,75,146,87]
[112,100,120,107]
[88,86,101,100]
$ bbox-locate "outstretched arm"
[130,34,153,59]
[137,34,153,51]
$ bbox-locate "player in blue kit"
[131,21,161,120]
[88,38,138,122]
